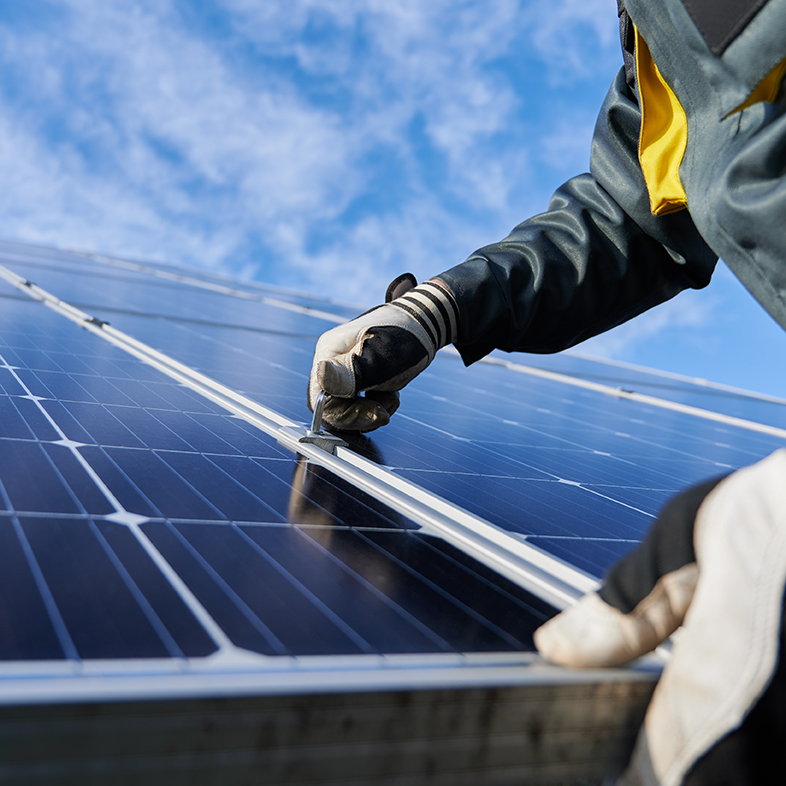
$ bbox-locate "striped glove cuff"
[387,280,460,353]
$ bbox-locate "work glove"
[535,450,786,786]
[308,273,460,432]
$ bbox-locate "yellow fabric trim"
[730,56,786,115]
[635,28,688,217]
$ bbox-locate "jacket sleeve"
[435,66,718,365]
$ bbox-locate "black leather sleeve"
[435,67,718,365]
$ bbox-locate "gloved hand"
[535,450,786,786]
[534,472,730,668]
[308,273,460,432]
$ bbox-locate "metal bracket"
[296,391,348,454]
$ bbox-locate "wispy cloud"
[0,0,619,304]
[579,287,721,359]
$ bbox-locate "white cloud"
[578,286,721,358]
[520,0,620,83]
[0,0,622,302]
[538,112,598,175]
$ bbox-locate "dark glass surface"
[0,520,64,660]
[141,522,552,656]
[94,521,216,657]
[21,517,173,659]
[0,290,553,662]
[67,275,786,579]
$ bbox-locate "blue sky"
[0,0,784,397]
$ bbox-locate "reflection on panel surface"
[0,294,553,662]
[75,302,785,577]
[2,240,786,625]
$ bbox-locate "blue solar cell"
[186,415,291,457]
[104,406,198,451]
[141,521,552,656]
[3,347,66,372]
[52,401,147,447]
[246,456,413,530]
[175,522,369,655]
[528,536,639,578]
[0,520,64,660]
[0,441,85,515]
[144,410,244,455]
[157,452,288,523]
[20,517,173,659]
[93,521,217,657]
[514,351,786,430]
[40,443,116,516]
[0,396,39,439]
[0,368,26,396]
[141,520,287,655]
[300,528,532,652]
[74,446,160,519]
[103,447,225,520]
[257,527,552,651]
[239,526,448,653]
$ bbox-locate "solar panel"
[1,239,783,783]
[0,294,558,663]
[11,251,777,577]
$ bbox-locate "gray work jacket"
[436,0,786,365]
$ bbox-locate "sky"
[0,0,784,398]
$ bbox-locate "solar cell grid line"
[538,349,786,406]
[0,262,600,607]
[57,242,365,317]
[1,255,348,329]
[471,351,786,437]
[417,359,786,459]
[0,292,572,671]
[0,340,228,660]
[4,258,784,587]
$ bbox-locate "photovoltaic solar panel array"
[2,237,785,656]
[0,238,785,781]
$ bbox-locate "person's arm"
[438,66,717,366]
[309,67,718,432]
